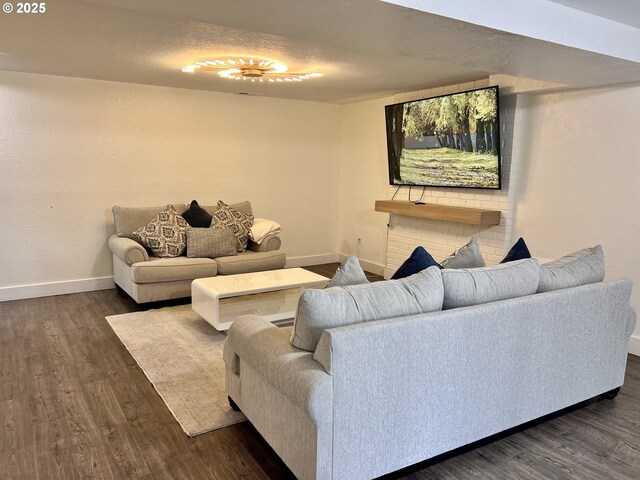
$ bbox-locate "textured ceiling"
[1,0,640,103]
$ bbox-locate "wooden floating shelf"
[375,200,501,226]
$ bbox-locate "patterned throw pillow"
[210,200,254,252]
[132,205,188,258]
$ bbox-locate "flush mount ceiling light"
[181,57,323,83]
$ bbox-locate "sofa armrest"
[108,234,148,266]
[247,234,281,252]
[313,331,334,374]
[223,315,331,424]
[626,307,637,338]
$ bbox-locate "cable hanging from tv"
[408,185,426,204]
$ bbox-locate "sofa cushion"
[501,237,531,263]
[441,237,485,269]
[441,258,540,309]
[203,201,253,218]
[215,250,286,275]
[537,246,604,293]
[325,255,369,288]
[131,256,218,284]
[181,200,213,228]
[210,201,254,252]
[290,266,444,352]
[391,246,442,279]
[186,228,237,258]
[131,205,189,258]
[113,204,187,239]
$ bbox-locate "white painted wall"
[0,71,340,298]
[336,97,390,273]
[512,84,640,348]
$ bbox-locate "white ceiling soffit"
[384,0,640,63]
[546,0,640,30]
[1,0,640,103]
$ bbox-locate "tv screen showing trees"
[385,86,500,189]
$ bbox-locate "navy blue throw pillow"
[501,237,531,263]
[181,200,213,228]
[391,246,442,280]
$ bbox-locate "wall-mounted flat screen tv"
[385,85,500,189]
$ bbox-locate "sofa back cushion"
[202,201,253,218]
[441,258,540,309]
[113,204,187,239]
[291,266,444,352]
[537,246,604,293]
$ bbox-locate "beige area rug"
[106,305,246,436]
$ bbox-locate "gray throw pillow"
[537,246,604,293]
[290,266,444,352]
[441,237,486,269]
[441,258,540,309]
[325,255,369,288]
[186,228,237,258]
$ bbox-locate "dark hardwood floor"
[1,264,639,479]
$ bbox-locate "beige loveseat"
[109,201,285,303]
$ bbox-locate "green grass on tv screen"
[399,148,499,188]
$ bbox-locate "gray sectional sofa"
[223,257,635,480]
[109,202,285,303]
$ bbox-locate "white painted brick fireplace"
[383,79,521,278]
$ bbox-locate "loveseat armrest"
[108,234,149,266]
[247,234,281,252]
[223,315,331,425]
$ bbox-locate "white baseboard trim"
[629,334,640,357]
[338,253,386,276]
[0,276,115,302]
[286,253,339,268]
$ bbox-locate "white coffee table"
[191,268,329,331]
